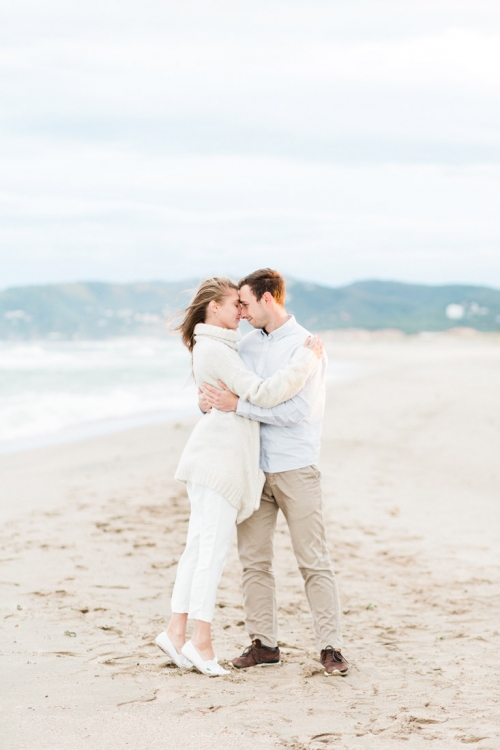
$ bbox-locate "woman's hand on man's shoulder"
[303,335,324,359]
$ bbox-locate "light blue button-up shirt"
[236,316,327,473]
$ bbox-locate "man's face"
[238,284,269,329]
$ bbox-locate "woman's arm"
[204,339,322,409]
[203,382,312,425]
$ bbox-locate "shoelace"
[322,646,347,663]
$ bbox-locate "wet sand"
[1,336,499,750]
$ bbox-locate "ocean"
[0,338,358,454]
[0,338,196,453]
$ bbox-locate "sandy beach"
[1,335,499,750]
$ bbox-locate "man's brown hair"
[238,268,286,305]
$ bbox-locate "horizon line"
[2,277,500,294]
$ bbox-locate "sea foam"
[0,338,196,451]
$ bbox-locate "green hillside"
[286,279,500,333]
[1,279,499,339]
[0,281,197,340]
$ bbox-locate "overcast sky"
[1,0,499,290]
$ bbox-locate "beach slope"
[1,336,499,749]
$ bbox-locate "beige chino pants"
[237,465,342,652]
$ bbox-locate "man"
[200,268,348,676]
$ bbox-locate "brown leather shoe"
[231,639,281,669]
[320,646,349,676]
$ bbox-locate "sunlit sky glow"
[1,0,499,289]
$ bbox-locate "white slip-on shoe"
[181,640,230,677]
[155,632,193,669]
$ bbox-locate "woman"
[156,277,323,676]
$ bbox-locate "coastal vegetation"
[1,279,499,339]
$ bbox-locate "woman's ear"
[208,299,218,315]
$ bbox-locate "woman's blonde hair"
[175,277,238,352]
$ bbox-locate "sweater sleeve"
[208,345,319,409]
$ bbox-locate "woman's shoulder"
[193,337,226,356]
[193,338,243,384]
[193,337,237,365]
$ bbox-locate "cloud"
[1,142,499,287]
[1,0,499,288]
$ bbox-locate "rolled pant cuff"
[250,634,278,648]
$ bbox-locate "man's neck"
[263,309,290,334]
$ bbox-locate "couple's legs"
[237,466,342,652]
[168,482,237,659]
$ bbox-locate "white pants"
[170,482,238,623]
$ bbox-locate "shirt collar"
[259,315,296,341]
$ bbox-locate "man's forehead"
[238,284,256,302]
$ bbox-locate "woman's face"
[216,288,242,330]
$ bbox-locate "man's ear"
[262,291,273,306]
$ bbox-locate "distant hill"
[1,279,499,339]
[0,281,197,340]
[286,279,500,333]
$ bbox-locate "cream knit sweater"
[174,323,318,522]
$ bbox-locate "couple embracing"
[155,268,347,677]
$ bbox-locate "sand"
[1,335,499,750]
